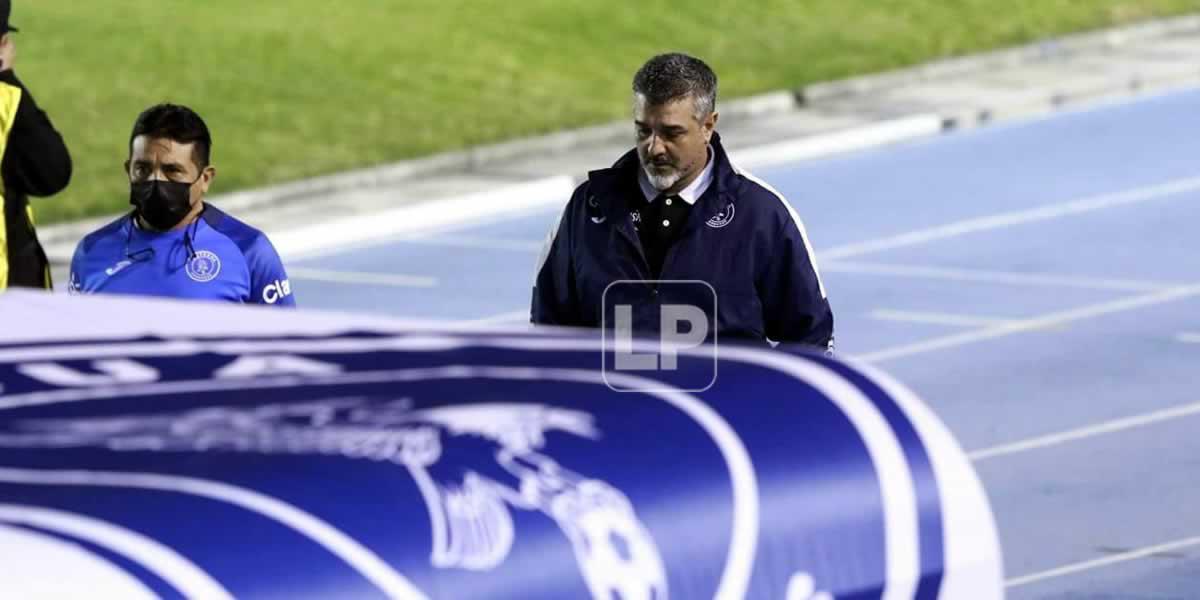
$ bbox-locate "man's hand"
[0,33,15,73]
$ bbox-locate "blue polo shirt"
[69,205,295,307]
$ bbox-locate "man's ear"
[704,111,719,142]
[199,165,217,194]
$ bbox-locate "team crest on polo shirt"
[186,250,221,282]
[706,203,735,228]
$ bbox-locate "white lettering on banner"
[215,355,343,379]
[262,279,293,304]
[17,360,161,387]
[13,355,340,387]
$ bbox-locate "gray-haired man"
[532,53,833,349]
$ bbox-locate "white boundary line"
[971,400,1200,588]
[824,261,1176,292]
[273,176,576,262]
[969,399,1200,462]
[396,235,542,253]
[288,268,438,288]
[869,309,1022,328]
[1006,535,1200,588]
[820,175,1200,261]
[858,283,1200,363]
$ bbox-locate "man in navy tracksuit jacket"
[532,53,833,350]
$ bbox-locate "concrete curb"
[799,13,1200,104]
[730,114,944,170]
[271,175,577,261]
[934,70,1200,132]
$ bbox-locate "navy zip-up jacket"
[532,133,833,349]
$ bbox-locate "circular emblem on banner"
[186,251,221,283]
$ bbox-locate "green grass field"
[16,1,1200,223]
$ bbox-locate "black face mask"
[130,178,198,231]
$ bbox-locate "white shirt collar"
[639,146,715,205]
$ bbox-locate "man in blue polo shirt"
[69,103,294,307]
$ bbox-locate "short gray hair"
[632,53,718,120]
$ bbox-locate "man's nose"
[647,134,667,156]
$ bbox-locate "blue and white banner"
[0,291,1002,599]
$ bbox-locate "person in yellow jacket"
[0,0,72,290]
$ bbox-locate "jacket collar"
[582,132,741,267]
[587,131,739,220]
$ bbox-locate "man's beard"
[642,162,682,191]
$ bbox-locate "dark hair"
[632,53,718,118]
[129,103,212,168]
